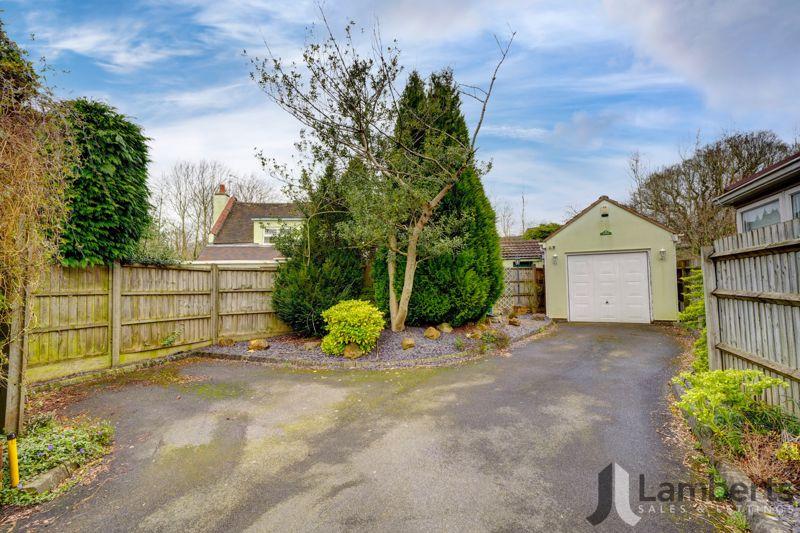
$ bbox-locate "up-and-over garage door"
[567,252,651,323]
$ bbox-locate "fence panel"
[118,265,213,365]
[495,267,545,314]
[26,266,111,382]
[704,218,800,415]
[217,266,290,340]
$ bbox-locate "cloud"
[31,18,192,72]
[603,0,800,114]
[144,104,301,181]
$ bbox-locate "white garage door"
[567,252,651,323]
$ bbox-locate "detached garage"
[543,196,679,323]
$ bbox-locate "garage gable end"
[543,196,679,323]
[544,196,674,247]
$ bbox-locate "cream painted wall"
[253,219,303,244]
[543,199,678,322]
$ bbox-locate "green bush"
[673,369,787,453]
[776,442,800,462]
[273,163,365,336]
[1,414,114,506]
[60,99,150,266]
[320,300,384,357]
[679,269,710,371]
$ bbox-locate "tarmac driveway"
[13,323,707,532]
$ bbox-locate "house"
[715,150,800,232]
[542,196,678,324]
[500,237,544,268]
[195,185,303,264]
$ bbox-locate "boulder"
[424,327,441,340]
[248,339,269,351]
[437,323,453,333]
[23,463,71,494]
[508,317,521,326]
[401,337,416,350]
[343,343,365,359]
[302,340,321,351]
[217,337,235,347]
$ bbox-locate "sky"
[4,0,800,232]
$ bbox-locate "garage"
[567,252,650,323]
[542,196,678,324]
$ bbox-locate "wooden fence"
[702,218,800,415]
[495,267,545,314]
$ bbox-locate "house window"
[262,228,278,244]
[793,192,800,220]
[513,260,534,268]
[741,200,781,232]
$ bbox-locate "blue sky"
[4,0,799,231]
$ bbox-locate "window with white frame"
[737,184,800,232]
[741,200,781,232]
[262,226,278,244]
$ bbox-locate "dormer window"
[262,227,278,245]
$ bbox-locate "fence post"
[111,262,122,367]
[2,295,26,434]
[210,265,219,344]
[701,245,722,370]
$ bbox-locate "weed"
[1,414,114,506]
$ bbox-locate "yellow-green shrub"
[776,441,800,462]
[320,300,384,356]
[673,369,786,453]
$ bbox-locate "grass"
[1,413,114,507]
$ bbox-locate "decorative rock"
[508,317,521,326]
[302,340,321,351]
[23,463,71,494]
[513,305,530,316]
[401,337,416,350]
[437,323,453,333]
[343,343,365,359]
[423,327,441,340]
[248,339,269,351]
[217,337,235,347]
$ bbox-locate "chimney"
[210,183,231,243]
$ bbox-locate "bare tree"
[493,199,515,237]
[229,172,275,203]
[629,131,797,252]
[251,13,513,331]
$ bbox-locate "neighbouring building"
[543,196,678,324]
[499,237,544,268]
[195,184,303,264]
[716,150,800,233]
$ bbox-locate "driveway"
[13,324,707,532]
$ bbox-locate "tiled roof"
[500,238,544,260]
[196,244,284,262]
[723,150,800,193]
[214,202,302,244]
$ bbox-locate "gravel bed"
[774,494,800,532]
[198,314,550,369]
